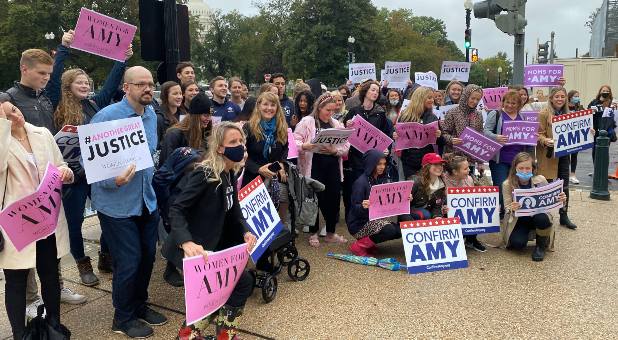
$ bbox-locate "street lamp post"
[44,32,55,54]
[347,36,355,64]
[485,68,490,87]
[464,0,473,62]
[497,66,503,86]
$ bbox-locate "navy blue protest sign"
[552,109,594,157]
[447,186,500,235]
[400,218,468,274]
[238,176,283,262]
[513,180,564,217]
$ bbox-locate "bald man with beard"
[89,66,168,338]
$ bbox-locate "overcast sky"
[202,0,601,61]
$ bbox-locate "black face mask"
[600,92,610,99]
[223,145,245,162]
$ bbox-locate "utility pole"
[163,0,180,82]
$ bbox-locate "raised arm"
[92,45,133,109]
[46,31,74,110]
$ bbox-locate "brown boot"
[97,252,113,273]
[77,256,100,286]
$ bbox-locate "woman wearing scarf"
[440,84,484,162]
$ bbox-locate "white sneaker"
[26,298,45,320]
[302,225,310,233]
[319,226,327,237]
[60,287,87,305]
[569,176,580,184]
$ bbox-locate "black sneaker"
[112,319,153,339]
[467,238,487,253]
[163,262,184,287]
[137,307,168,326]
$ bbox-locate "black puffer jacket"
[343,103,393,171]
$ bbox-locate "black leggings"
[4,235,61,340]
[556,155,570,212]
[225,270,254,308]
[570,152,578,173]
[311,166,342,234]
[368,223,401,244]
[508,214,552,250]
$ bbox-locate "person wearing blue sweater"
[346,149,403,256]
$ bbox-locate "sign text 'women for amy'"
[394,121,439,151]
[400,218,468,274]
[71,8,137,62]
[513,180,564,217]
[552,109,594,157]
[182,244,249,326]
[238,176,283,262]
[454,127,502,162]
[349,115,393,153]
[501,121,539,146]
[368,181,413,221]
[482,87,509,110]
[0,163,63,252]
[523,64,564,87]
[78,117,154,184]
[447,186,500,235]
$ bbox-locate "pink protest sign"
[349,115,393,153]
[520,111,538,122]
[369,181,413,221]
[287,128,298,159]
[0,163,63,252]
[502,120,538,146]
[183,244,249,326]
[454,127,502,162]
[524,64,564,87]
[71,8,137,62]
[394,121,439,151]
[482,87,508,110]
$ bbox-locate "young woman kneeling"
[501,152,566,261]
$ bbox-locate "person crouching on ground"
[346,149,405,256]
[441,154,486,253]
[164,122,257,339]
[401,153,447,221]
[501,152,566,261]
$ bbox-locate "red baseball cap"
[421,153,446,167]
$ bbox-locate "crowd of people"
[0,29,616,340]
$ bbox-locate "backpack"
[286,162,325,229]
[153,147,201,229]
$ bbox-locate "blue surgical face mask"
[223,145,245,162]
[516,171,534,181]
[571,97,580,104]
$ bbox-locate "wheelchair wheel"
[287,258,310,281]
[261,275,278,303]
[277,245,299,265]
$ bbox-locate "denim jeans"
[98,208,159,324]
[489,161,510,217]
[62,178,109,260]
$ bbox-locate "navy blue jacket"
[212,97,241,121]
[280,94,295,125]
[346,150,389,235]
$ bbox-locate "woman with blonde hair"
[295,93,350,247]
[537,87,590,229]
[394,86,442,179]
[164,122,257,339]
[331,90,348,121]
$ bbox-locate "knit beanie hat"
[189,92,212,115]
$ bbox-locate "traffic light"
[473,0,527,35]
[471,48,479,62]
[537,42,549,64]
[464,29,472,49]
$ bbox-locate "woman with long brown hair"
[159,92,212,166]
[156,81,184,149]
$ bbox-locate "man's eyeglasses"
[129,82,156,90]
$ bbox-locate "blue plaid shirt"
[90,97,158,218]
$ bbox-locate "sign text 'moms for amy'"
[454,127,502,162]
[400,218,468,274]
[447,186,500,235]
[71,7,137,62]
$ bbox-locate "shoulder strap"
[2,169,8,210]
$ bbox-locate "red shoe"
[349,237,376,257]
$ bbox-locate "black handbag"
[22,304,71,340]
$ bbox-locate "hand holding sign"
[59,167,74,184]
[244,232,257,253]
[62,30,75,47]
[182,241,209,260]
[115,163,136,187]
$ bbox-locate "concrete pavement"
[2,186,617,339]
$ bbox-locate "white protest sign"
[349,63,376,83]
[384,61,411,89]
[447,186,500,235]
[414,71,438,90]
[400,218,468,274]
[54,125,81,170]
[311,128,354,147]
[400,99,411,113]
[552,109,594,157]
[513,180,564,217]
[440,61,471,82]
[78,117,154,184]
[433,104,458,120]
[238,176,284,262]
